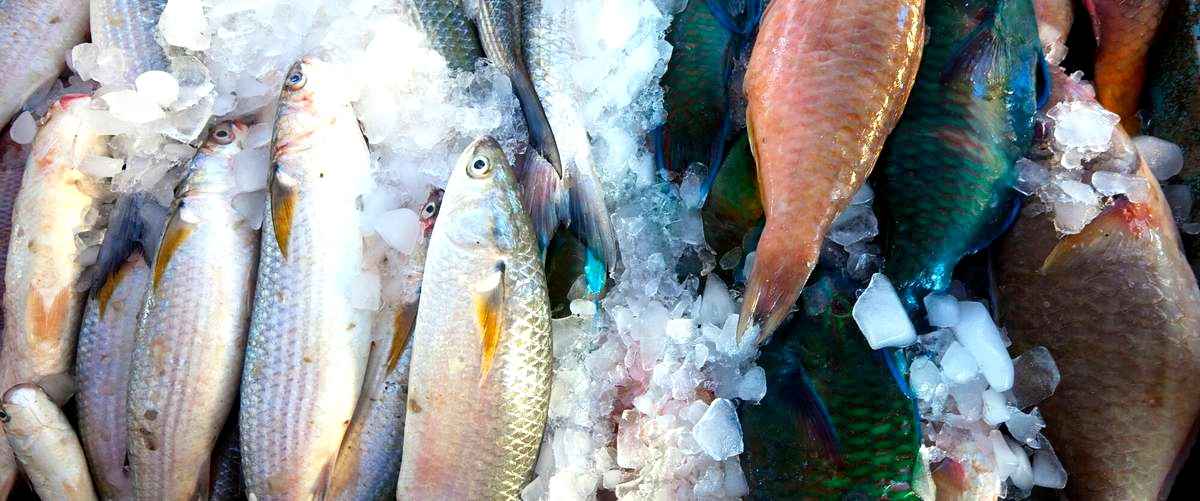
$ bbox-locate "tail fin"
[790,355,843,464]
[90,193,169,304]
[516,151,565,256]
[565,151,621,278]
[511,68,563,178]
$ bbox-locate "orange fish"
[739,0,925,344]
[1086,0,1169,134]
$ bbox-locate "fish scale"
[1088,0,1169,135]
[90,0,170,85]
[403,0,483,73]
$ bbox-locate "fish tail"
[566,153,621,278]
[792,358,843,465]
[515,151,564,256]
[90,193,169,309]
[737,226,817,345]
[511,67,563,178]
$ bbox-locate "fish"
[1145,0,1200,178]
[0,0,89,127]
[737,0,926,344]
[523,0,620,277]
[76,254,149,501]
[239,59,375,500]
[89,0,170,86]
[1086,0,1169,135]
[327,188,443,500]
[701,134,762,262]
[0,130,31,335]
[740,269,921,500]
[1,383,98,501]
[396,137,552,499]
[209,414,244,501]
[472,0,563,177]
[877,0,1041,312]
[126,121,261,501]
[1033,0,1073,60]
[401,0,484,73]
[0,94,110,497]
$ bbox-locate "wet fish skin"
[403,0,484,73]
[0,0,89,127]
[126,121,260,501]
[0,94,110,498]
[209,413,244,501]
[738,0,925,344]
[89,0,170,86]
[1,383,98,501]
[397,137,552,499]
[239,59,374,500]
[76,255,149,501]
[1087,0,1169,135]
[878,0,1041,311]
[0,131,30,335]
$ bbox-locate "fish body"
[702,134,762,260]
[1,383,98,501]
[396,137,552,499]
[0,132,30,335]
[741,270,919,500]
[1087,0,1169,134]
[0,94,109,496]
[738,0,925,343]
[89,0,170,86]
[403,0,484,73]
[878,0,1041,311]
[239,59,374,500]
[474,0,562,176]
[126,121,260,501]
[0,0,89,127]
[76,254,149,501]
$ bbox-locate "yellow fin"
[97,260,133,319]
[153,219,193,292]
[270,172,298,259]
[474,262,506,386]
[386,301,419,374]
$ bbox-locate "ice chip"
[1005,408,1045,448]
[939,342,979,384]
[135,71,181,107]
[1015,157,1048,195]
[850,184,874,206]
[233,148,270,192]
[1091,171,1149,203]
[908,356,943,401]
[954,301,1014,392]
[350,272,382,311]
[372,208,420,254]
[924,293,960,328]
[248,122,273,148]
[101,90,165,124]
[1033,445,1068,488]
[691,398,744,460]
[665,318,696,344]
[990,430,1018,480]
[9,111,36,144]
[569,299,596,317]
[723,459,749,497]
[700,275,735,326]
[852,273,917,349]
[1134,135,1184,180]
[232,191,266,230]
[948,376,987,421]
[1010,346,1060,409]
[78,155,124,178]
[1163,184,1194,224]
[735,366,767,403]
[1049,101,1119,153]
[1009,437,1035,492]
[828,205,879,246]
[160,0,211,51]
[982,388,1011,425]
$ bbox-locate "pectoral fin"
[474,262,507,386]
[270,171,298,259]
[152,216,194,292]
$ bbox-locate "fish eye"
[211,123,235,145]
[468,156,492,178]
[0,410,8,423]
[285,68,306,90]
[422,201,438,218]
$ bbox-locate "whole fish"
[327,188,443,500]
[0,94,110,497]
[126,121,260,501]
[1034,0,1073,61]
[473,0,563,176]
[738,0,925,344]
[1087,0,1169,134]
[396,137,552,499]
[89,0,170,86]
[1,383,98,501]
[76,254,149,501]
[239,59,374,500]
[402,0,484,73]
[877,0,1041,311]
[0,0,89,127]
[210,413,244,501]
[740,270,920,500]
[0,131,30,335]
[1145,0,1200,180]
[523,0,619,276]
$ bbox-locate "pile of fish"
[1,0,1198,500]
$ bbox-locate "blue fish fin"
[584,248,608,296]
[651,126,671,181]
[90,192,169,298]
[698,110,735,207]
[566,154,621,279]
[704,0,761,35]
[1036,52,1053,110]
[967,192,1022,255]
[791,359,843,465]
[516,151,565,257]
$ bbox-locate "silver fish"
[397,137,552,499]
[1,383,98,501]
[0,0,89,127]
[239,58,374,500]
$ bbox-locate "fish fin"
[27,287,70,344]
[510,68,563,178]
[967,192,1022,255]
[790,358,842,464]
[91,193,168,317]
[1036,52,1053,111]
[940,6,1006,93]
[1041,197,1153,272]
[584,248,608,296]
[152,213,194,293]
[269,170,298,260]
[387,301,419,374]
[34,372,76,406]
[651,126,670,180]
[516,151,564,255]
[475,261,507,386]
[699,110,736,207]
[566,155,621,278]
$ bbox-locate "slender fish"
[0,0,89,127]
[1,383,98,501]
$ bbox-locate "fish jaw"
[1088,0,1170,134]
[737,0,925,343]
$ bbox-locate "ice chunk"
[101,90,165,124]
[135,71,180,107]
[723,459,749,497]
[909,356,944,401]
[1010,346,1060,409]
[372,208,420,254]
[1009,437,1035,492]
[924,294,960,328]
[1134,135,1184,180]
[1049,101,1119,154]
[665,318,696,344]
[990,430,1018,480]
[350,272,382,311]
[1163,184,1194,224]
[691,398,743,460]
[939,342,979,384]
[9,111,36,144]
[160,0,210,51]
[735,366,766,403]
[1033,445,1068,488]
[850,184,874,206]
[700,275,735,327]
[232,191,266,230]
[1015,158,1048,195]
[948,376,987,421]
[852,274,917,349]
[982,388,1011,425]
[1005,408,1045,448]
[1052,179,1103,234]
[918,328,955,357]
[79,155,124,178]
[233,148,270,192]
[1091,171,1149,203]
[569,299,596,317]
[247,122,273,148]
[954,302,1014,392]
[828,205,879,246]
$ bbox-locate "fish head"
[0,384,51,438]
[272,58,358,163]
[420,187,446,238]
[438,137,526,260]
[177,121,250,197]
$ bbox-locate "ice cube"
[691,398,743,460]
[1163,184,1194,224]
[349,272,381,311]
[1005,408,1045,448]
[160,0,211,51]
[9,111,36,144]
[1010,346,1060,409]
[233,148,270,192]
[78,155,124,178]
[1049,101,1119,153]
[982,388,1011,426]
[828,205,879,246]
[735,366,767,403]
[372,208,420,254]
[102,90,165,124]
[135,71,180,107]
[1032,445,1068,488]
[723,459,749,497]
[700,275,735,327]
[1134,135,1184,180]
[908,356,943,401]
[924,294,960,328]
[990,430,1018,480]
[939,342,979,384]
[1015,158,1049,195]
[948,376,987,421]
[1009,437,1035,492]
[569,299,596,317]
[1091,171,1149,203]
[852,274,917,349]
[954,302,1014,392]
[850,184,874,206]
